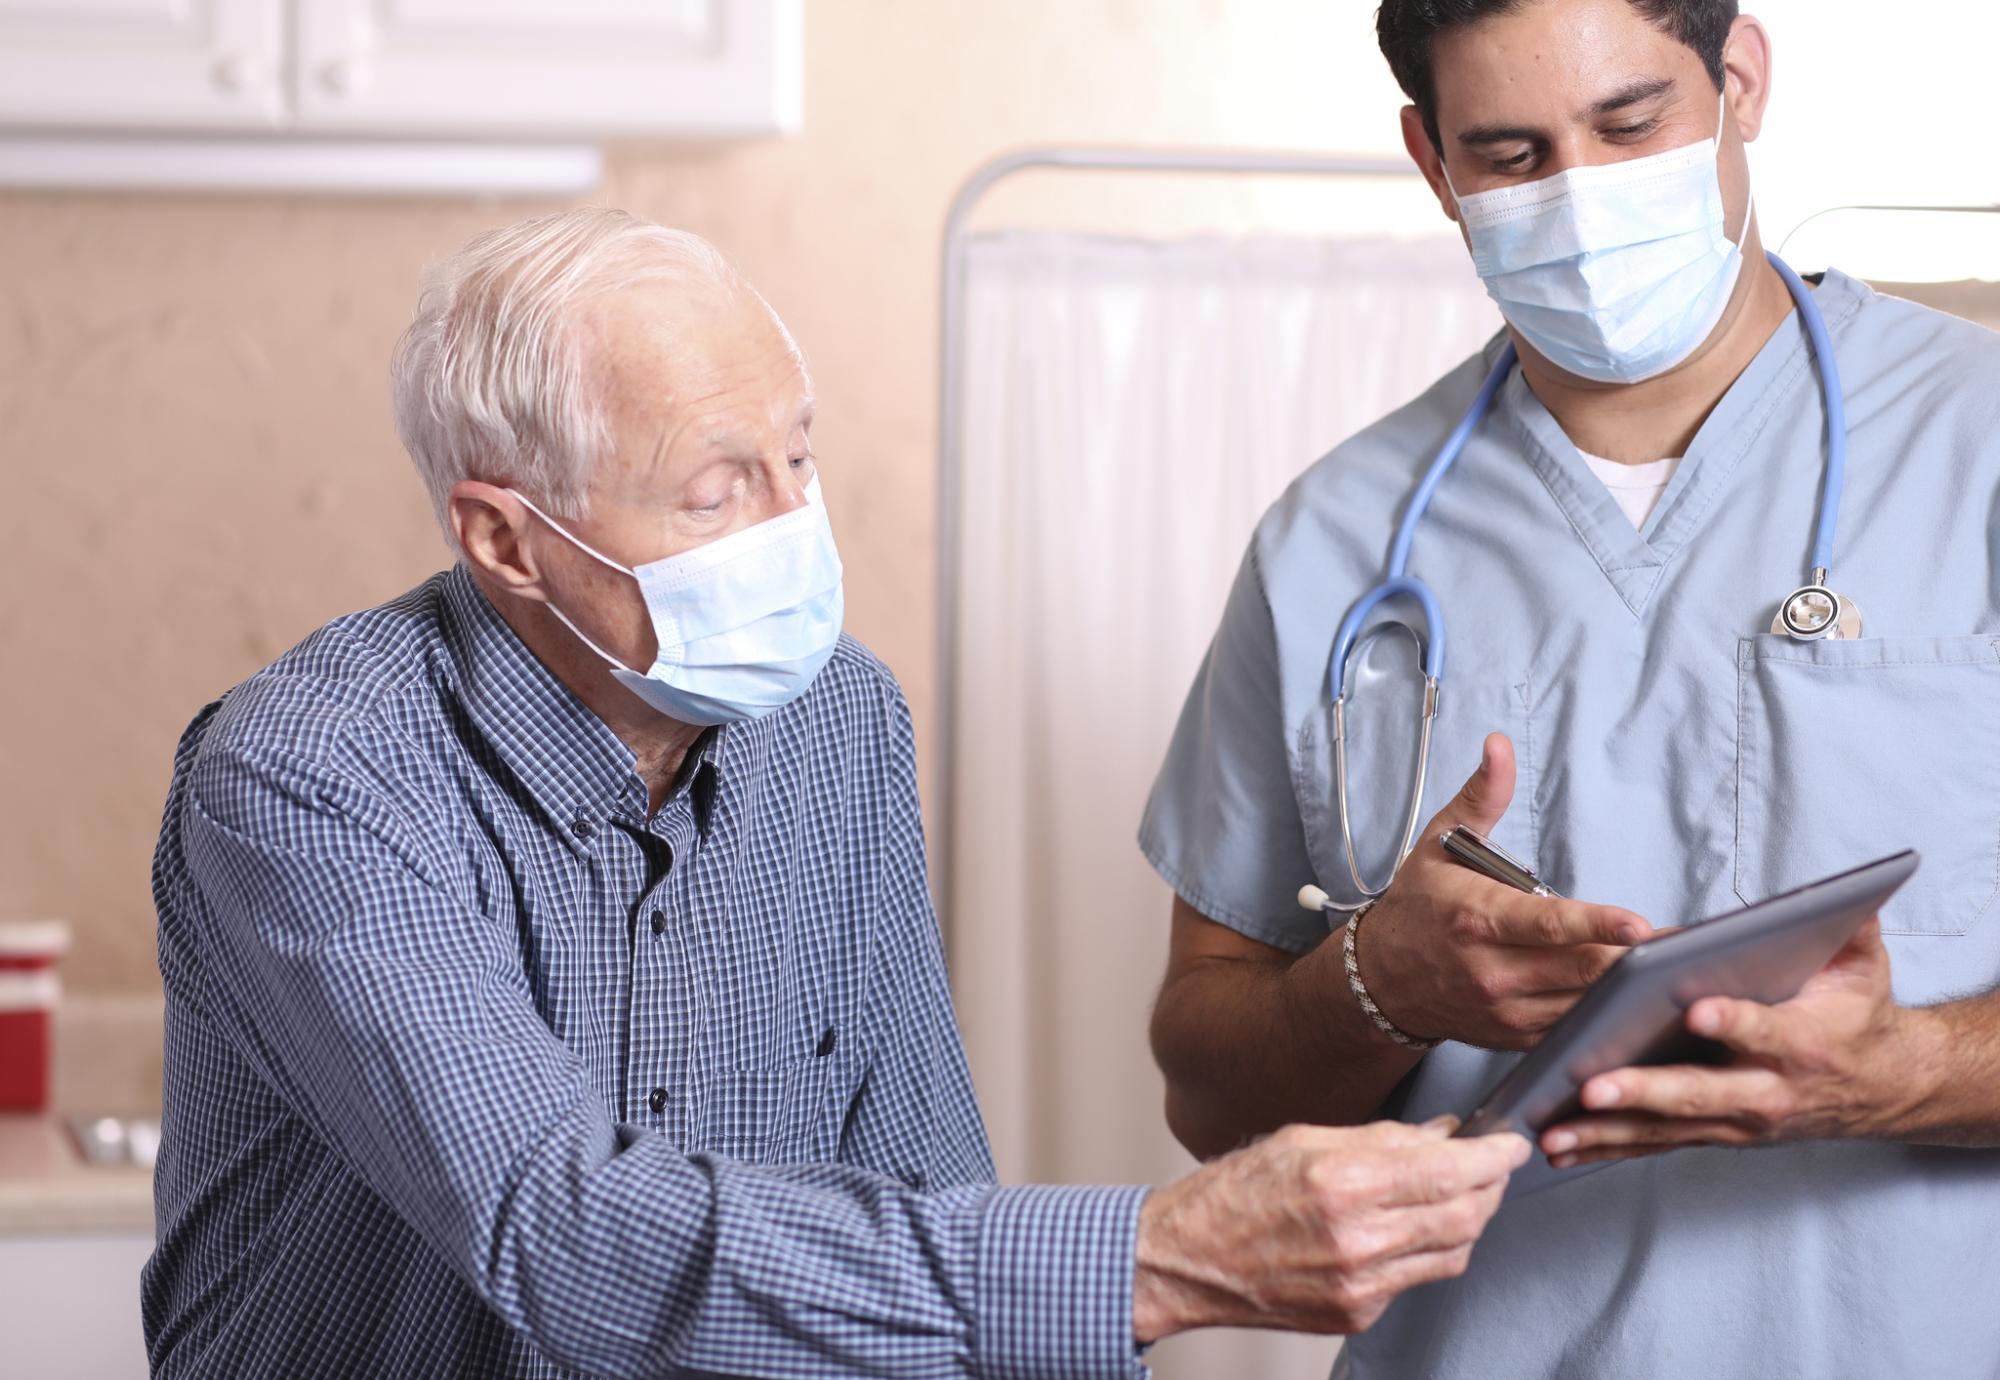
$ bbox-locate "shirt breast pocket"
[1735,635,2000,936]
[695,1053,862,1164]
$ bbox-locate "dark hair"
[1377,0,1739,148]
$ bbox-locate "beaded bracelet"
[1342,902,1438,1051]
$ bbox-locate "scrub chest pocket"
[1735,636,2000,937]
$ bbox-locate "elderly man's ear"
[450,481,550,602]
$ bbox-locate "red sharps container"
[0,921,71,1112]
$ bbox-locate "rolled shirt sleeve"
[176,740,1146,1380]
[1139,542,1325,954]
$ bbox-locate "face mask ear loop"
[507,490,635,579]
[541,598,641,675]
[1713,82,1757,255]
[1440,150,1466,214]
[504,490,646,673]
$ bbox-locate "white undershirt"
[1578,450,1684,529]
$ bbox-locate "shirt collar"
[675,727,725,837]
[437,563,727,850]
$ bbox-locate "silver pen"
[1438,826,1562,898]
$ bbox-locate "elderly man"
[141,208,1526,1378]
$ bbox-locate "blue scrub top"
[1141,270,2000,1379]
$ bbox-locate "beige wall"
[0,2,1417,999]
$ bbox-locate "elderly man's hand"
[1539,918,1934,1167]
[1132,1118,1529,1341]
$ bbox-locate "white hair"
[391,207,747,541]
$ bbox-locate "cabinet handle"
[211,52,268,94]
[318,58,371,98]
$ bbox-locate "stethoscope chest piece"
[1773,570,1864,641]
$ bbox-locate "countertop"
[0,1114,154,1236]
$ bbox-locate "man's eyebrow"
[1586,76,1677,119]
[1458,120,1547,148]
[1456,77,1680,147]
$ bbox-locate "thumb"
[1823,916,1890,979]
[1430,732,1515,836]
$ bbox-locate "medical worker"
[1143,1,2000,1376]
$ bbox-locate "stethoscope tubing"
[1328,343,1518,699]
[1766,253,1847,576]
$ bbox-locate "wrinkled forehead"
[584,281,810,429]
[573,282,813,510]
[1429,0,1710,138]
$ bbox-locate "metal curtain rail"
[1776,201,2000,257]
[932,146,1420,949]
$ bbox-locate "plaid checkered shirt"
[143,564,1147,1379]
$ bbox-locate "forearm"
[1151,932,1423,1159]
[1882,990,2000,1147]
[473,1106,1148,1379]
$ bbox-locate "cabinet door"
[293,0,801,138]
[0,0,285,130]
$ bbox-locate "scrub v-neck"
[1493,271,1868,616]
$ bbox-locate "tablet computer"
[1457,850,1918,1150]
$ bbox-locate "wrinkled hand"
[1542,918,1920,1167]
[1133,1118,1529,1341]
[1356,734,1652,1051]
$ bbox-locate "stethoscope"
[1316,252,1861,912]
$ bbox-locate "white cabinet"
[294,0,800,137]
[0,1232,155,1380]
[0,0,800,139]
[0,0,286,130]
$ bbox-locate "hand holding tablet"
[1448,845,1918,1194]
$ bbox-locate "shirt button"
[649,910,667,936]
[648,1086,668,1115]
[569,818,595,840]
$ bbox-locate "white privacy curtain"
[947,230,1498,1380]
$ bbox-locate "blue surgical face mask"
[1450,91,1748,384]
[513,476,845,726]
